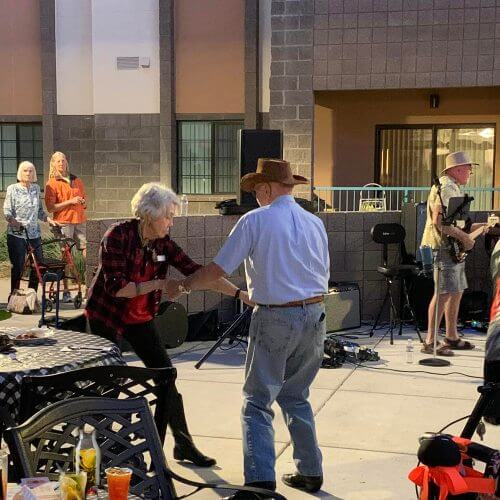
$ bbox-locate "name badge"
[156,254,166,262]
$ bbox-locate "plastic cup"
[0,448,8,500]
[59,471,87,500]
[105,467,132,500]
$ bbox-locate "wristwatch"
[178,280,191,295]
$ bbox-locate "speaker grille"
[116,57,140,70]
[325,285,361,332]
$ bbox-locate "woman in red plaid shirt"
[85,182,250,467]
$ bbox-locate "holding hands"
[163,279,183,301]
[162,278,255,307]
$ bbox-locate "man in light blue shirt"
[168,159,329,499]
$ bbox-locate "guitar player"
[421,151,491,356]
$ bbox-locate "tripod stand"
[370,273,423,345]
[195,307,251,369]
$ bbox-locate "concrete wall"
[85,210,491,323]
[270,0,500,200]
[55,113,160,218]
[0,0,42,115]
[86,215,247,322]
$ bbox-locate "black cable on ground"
[346,360,482,379]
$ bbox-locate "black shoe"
[173,444,216,467]
[222,481,277,499]
[282,472,323,492]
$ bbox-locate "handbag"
[7,288,41,315]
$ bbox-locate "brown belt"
[257,296,324,308]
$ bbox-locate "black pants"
[88,318,194,448]
[483,360,500,423]
[7,234,42,294]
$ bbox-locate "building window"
[0,123,43,191]
[375,124,495,209]
[178,120,243,194]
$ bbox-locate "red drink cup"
[105,467,132,500]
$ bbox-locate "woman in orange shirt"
[45,151,87,303]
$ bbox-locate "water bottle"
[180,194,189,216]
[76,426,101,495]
[406,339,414,364]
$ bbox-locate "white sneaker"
[62,292,73,303]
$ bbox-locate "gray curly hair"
[131,183,179,219]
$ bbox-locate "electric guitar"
[448,213,499,263]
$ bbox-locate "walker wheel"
[74,293,83,309]
[45,299,53,312]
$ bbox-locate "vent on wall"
[116,57,140,70]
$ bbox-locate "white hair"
[17,161,37,182]
[131,183,179,219]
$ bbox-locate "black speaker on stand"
[216,129,283,215]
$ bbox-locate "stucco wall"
[174,0,245,114]
[0,0,42,115]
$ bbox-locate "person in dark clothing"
[85,182,250,467]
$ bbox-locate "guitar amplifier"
[325,283,361,332]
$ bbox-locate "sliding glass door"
[376,124,495,210]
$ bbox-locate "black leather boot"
[282,472,323,492]
[222,481,276,499]
[170,392,216,467]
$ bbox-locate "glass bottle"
[75,426,101,495]
[406,339,414,364]
[180,194,189,216]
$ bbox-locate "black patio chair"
[4,397,286,499]
[19,365,175,444]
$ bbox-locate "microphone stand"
[420,177,451,367]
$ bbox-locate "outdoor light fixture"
[430,94,440,109]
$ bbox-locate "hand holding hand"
[9,219,22,230]
[164,279,182,300]
[239,290,255,307]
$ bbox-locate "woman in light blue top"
[3,161,55,295]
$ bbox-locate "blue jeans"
[242,302,325,484]
[7,234,42,293]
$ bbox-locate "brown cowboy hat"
[240,158,309,192]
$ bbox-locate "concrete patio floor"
[1,281,498,499]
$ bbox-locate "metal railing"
[313,186,500,212]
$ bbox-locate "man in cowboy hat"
[421,151,489,356]
[166,158,329,498]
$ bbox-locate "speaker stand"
[195,308,251,369]
[419,259,451,367]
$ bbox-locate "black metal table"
[0,329,124,420]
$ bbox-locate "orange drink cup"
[105,467,132,500]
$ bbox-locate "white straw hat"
[442,151,479,173]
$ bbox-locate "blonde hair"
[49,151,68,178]
[17,161,37,182]
[131,183,179,219]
